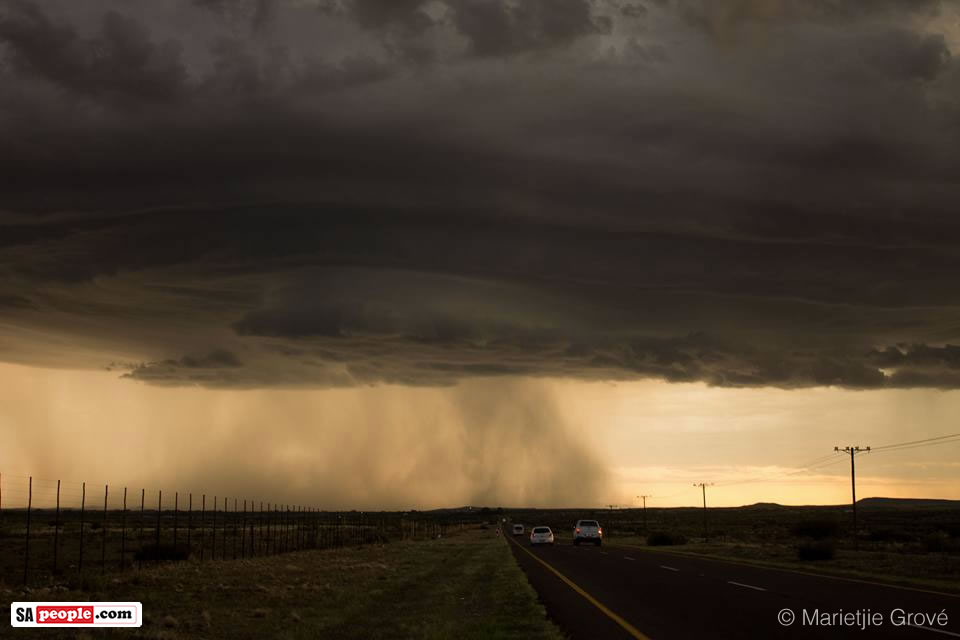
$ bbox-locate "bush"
[647,532,687,546]
[791,519,840,540]
[796,540,835,561]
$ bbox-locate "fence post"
[138,489,144,570]
[101,484,108,574]
[187,493,192,558]
[219,498,224,561]
[241,500,247,559]
[232,498,238,560]
[173,492,178,551]
[259,501,264,556]
[53,480,61,574]
[120,487,127,571]
[211,496,217,561]
[200,494,205,562]
[224,498,230,561]
[155,490,162,565]
[23,476,32,585]
[79,481,86,572]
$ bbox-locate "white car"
[529,526,555,546]
[512,524,525,536]
[573,519,602,546]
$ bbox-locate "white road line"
[728,581,766,592]
[599,551,609,555]
[909,624,960,637]
[624,556,636,561]
[659,565,679,572]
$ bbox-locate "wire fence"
[0,473,463,587]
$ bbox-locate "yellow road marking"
[613,543,960,600]
[508,536,653,640]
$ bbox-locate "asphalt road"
[506,534,960,640]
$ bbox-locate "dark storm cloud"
[2,0,960,389]
[0,2,187,104]
[451,0,608,56]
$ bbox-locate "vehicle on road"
[573,519,602,545]
[512,524,525,536]
[529,526,555,546]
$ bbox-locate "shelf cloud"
[2,0,960,389]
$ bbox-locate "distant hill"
[857,497,960,509]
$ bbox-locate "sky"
[1,0,960,509]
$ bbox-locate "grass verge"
[609,537,960,596]
[2,527,565,639]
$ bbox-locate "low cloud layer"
[3,0,960,389]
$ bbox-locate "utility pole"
[693,483,713,541]
[636,495,651,533]
[834,445,870,550]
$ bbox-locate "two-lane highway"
[506,534,960,639]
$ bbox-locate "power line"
[868,435,960,457]
[871,431,960,452]
[786,455,848,474]
[712,451,847,489]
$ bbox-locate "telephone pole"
[636,495,651,533]
[693,483,713,541]
[834,445,870,550]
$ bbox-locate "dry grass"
[2,527,564,640]
[611,536,960,594]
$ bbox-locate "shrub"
[791,519,840,540]
[797,540,835,561]
[647,532,687,546]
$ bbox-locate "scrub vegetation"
[2,526,564,640]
